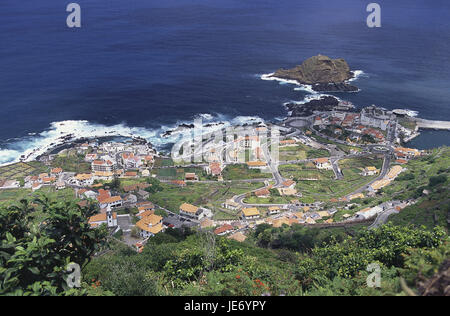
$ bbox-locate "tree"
[0,196,107,295]
[145,177,163,194]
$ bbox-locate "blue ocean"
[1,0,450,164]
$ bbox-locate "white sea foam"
[392,109,419,117]
[0,114,266,167]
[347,70,366,82]
[261,69,366,94]
[261,73,316,93]
[283,93,342,106]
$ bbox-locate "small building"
[179,203,204,221]
[50,168,63,176]
[214,224,234,236]
[136,214,164,238]
[91,159,115,173]
[55,181,66,190]
[282,180,296,189]
[314,158,332,170]
[205,162,223,177]
[267,206,281,215]
[223,199,241,211]
[254,188,270,198]
[356,205,384,220]
[241,207,260,220]
[137,190,149,200]
[73,173,94,186]
[88,209,117,228]
[99,196,123,210]
[185,173,198,181]
[362,166,379,176]
[123,171,138,178]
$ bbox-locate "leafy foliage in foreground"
[0,197,107,295]
[84,224,448,296]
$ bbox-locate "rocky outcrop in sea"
[270,55,359,92]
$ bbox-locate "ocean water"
[1,0,450,164]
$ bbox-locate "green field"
[151,167,207,180]
[279,143,330,161]
[147,181,262,214]
[222,164,272,181]
[279,158,380,202]
[51,151,91,173]
[0,162,48,181]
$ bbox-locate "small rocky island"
[270,54,359,92]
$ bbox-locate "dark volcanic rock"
[312,82,359,92]
[285,96,342,117]
[271,55,359,92]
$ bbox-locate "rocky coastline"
[270,54,359,92]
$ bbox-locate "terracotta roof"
[180,203,199,214]
[136,215,163,233]
[51,168,62,174]
[209,162,222,175]
[214,224,234,235]
[99,196,122,204]
[75,173,92,180]
[314,158,329,164]
[282,180,296,187]
[138,210,155,218]
[136,222,163,234]
[89,212,117,223]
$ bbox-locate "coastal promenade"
[413,118,450,130]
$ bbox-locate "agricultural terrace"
[279,142,330,161]
[146,181,262,215]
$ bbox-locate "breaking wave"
[0,114,265,166]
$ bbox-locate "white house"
[88,209,118,228]
[241,207,260,220]
[136,214,164,238]
[179,203,205,221]
[99,196,123,210]
[314,158,333,170]
[356,205,384,220]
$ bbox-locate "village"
[0,104,429,252]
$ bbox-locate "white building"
[88,208,118,228]
[356,205,384,219]
[136,214,164,238]
[179,203,205,221]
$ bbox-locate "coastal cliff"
[270,55,358,92]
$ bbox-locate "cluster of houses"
[23,167,65,191]
[393,146,421,164]
[313,106,393,144]
[59,142,155,188]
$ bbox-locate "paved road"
[368,208,400,229]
